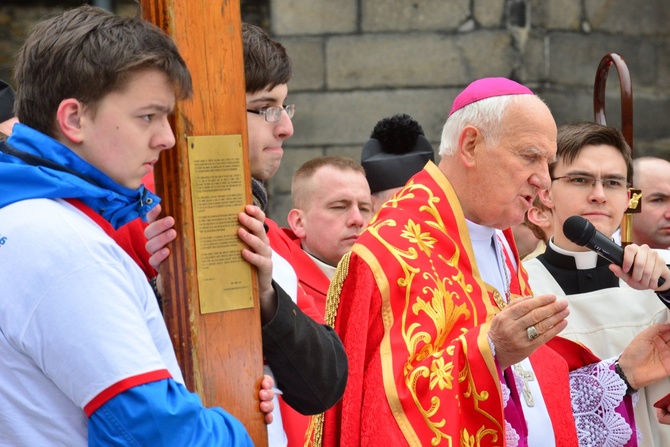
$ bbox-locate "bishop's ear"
[458,125,482,168]
[56,98,84,144]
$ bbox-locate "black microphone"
[563,215,624,266]
[563,215,670,308]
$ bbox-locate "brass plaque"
[188,135,253,313]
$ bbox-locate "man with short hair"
[632,157,670,249]
[281,155,372,315]
[261,155,371,444]
[315,78,670,447]
[0,6,264,445]
[523,121,670,445]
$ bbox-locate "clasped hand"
[488,294,569,370]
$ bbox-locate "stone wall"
[2,1,669,226]
[267,0,670,225]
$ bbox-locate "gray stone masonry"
[266,0,670,225]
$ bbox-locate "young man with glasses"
[145,23,347,447]
[523,121,670,445]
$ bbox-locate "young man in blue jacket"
[0,6,273,445]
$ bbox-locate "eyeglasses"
[552,174,630,191]
[246,104,295,122]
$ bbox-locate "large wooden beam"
[140,1,267,444]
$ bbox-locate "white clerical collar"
[548,238,599,270]
[465,219,507,300]
[305,251,337,280]
[465,219,496,242]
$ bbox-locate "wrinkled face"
[75,69,176,189]
[291,166,372,266]
[465,96,557,230]
[246,84,294,180]
[544,144,630,251]
[633,160,670,248]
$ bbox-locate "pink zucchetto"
[449,77,534,116]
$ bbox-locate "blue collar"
[0,123,160,229]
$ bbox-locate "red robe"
[272,226,331,317]
[266,218,329,446]
[318,162,591,446]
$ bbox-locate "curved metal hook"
[593,52,634,152]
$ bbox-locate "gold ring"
[527,325,540,341]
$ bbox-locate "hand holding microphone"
[563,215,670,307]
[563,215,625,267]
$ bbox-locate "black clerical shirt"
[535,243,619,294]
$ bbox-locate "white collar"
[548,238,599,270]
[466,220,508,300]
[305,251,337,280]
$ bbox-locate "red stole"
[272,225,331,318]
[265,218,327,446]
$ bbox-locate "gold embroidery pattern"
[370,183,498,445]
[305,253,351,447]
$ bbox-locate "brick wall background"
[2,0,669,225]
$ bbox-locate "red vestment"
[271,226,331,317]
[266,218,329,446]
[318,162,591,446]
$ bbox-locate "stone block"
[280,37,325,91]
[286,88,456,148]
[529,0,581,30]
[266,189,294,226]
[632,93,670,141]
[656,42,670,89]
[474,0,505,28]
[455,31,518,80]
[269,147,324,194]
[539,87,594,126]
[548,33,656,87]
[518,33,547,82]
[271,0,356,36]
[586,0,670,37]
[327,31,517,90]
[362,0,469,32]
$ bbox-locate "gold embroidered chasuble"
[361,161,526,444]
[318,162,581,447]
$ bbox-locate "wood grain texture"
[140,1,267,444]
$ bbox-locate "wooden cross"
[140,1,268,445]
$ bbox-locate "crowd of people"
[3,4,670,447]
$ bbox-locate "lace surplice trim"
[501,380,521,446]
[570,358,634,447]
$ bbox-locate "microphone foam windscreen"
[563,215,595,246]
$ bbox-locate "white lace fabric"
[570,358,634,446]
[497,356,636,446]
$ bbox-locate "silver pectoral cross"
[513,363,536,407]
